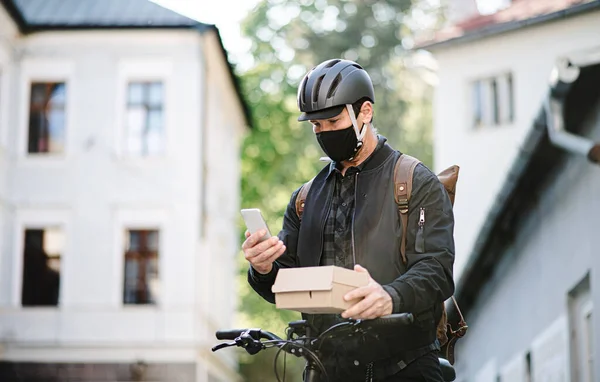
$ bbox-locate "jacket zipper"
[318,185,333,265]
[351,172,358,266]
[416,207,426,253]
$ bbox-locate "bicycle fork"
[303,364,320,382]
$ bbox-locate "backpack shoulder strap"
[394,153,421,265]
[295,177,315,221]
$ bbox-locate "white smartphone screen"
[241,208,272,242]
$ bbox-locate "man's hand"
[242,230,286,274]
[341,264,393,320]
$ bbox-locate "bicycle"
[212,313,456,382]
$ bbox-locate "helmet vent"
[299,76,308,106]
[327,73,342,99]
[314,75,325,102]
[325,59,341,68]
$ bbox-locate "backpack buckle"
[398,198,409,214]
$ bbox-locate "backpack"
[294,153,468,365]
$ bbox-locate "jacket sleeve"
[247,187,302,304]
[382,163,455,315]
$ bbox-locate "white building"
[420,0,600,282]
[419,0,600,381]
[0,0,250,381]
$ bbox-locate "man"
[242,59,455,381]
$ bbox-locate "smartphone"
[241,208,272,243]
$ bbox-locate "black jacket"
[248,136,455,358]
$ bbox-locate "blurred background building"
[0,0,250,381]
[1,0,599,381]
[420,0,600,381]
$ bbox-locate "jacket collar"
[327,135,392,177]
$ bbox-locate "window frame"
[499,352,526,382]
[12,208,71,308]
[529,315,569,381]
[27,82,68,155]
[470,71,515,130]
[123,228,160,305]
[112,208,168,308]
[115,60,173,161]
[17,59,74,163]
[21,227,63,307]
[582,300,593,382]
[568,273,593,382]
[0,46,9,150]
[125,81,166,157]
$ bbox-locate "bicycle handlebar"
[216,328,281,341]
[215,313,413,342]
[361,312,414,327]
[212,312,455,382]
[215,329,243,340]
[314,313,414,343]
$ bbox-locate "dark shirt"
[321,137,385,269]
[313,137,386,333]
[320,167,358,269]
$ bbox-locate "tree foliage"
[234,1,443,380]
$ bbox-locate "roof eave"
[200,25,253,129]
[0,0,27,33]
[417,0,600,51]
[0,3,252,130]
[20,24,253,129]
[22,24,202,32]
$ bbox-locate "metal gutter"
[546,57,600,163]
[419,0,600,51]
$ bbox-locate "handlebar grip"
[366,313,414,328]
[216,329,245,340]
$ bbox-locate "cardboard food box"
[271,265,369,314]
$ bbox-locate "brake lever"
[211,341,236,352]
[236,333,265,355]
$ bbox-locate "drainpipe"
[546,57,600,164]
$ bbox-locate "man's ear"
[360,101,373,124]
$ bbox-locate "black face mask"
[316,125,362,162]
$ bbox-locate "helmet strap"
[346,104,368,148]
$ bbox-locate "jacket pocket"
[415,207,425,253]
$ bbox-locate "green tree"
[234,0,443,380]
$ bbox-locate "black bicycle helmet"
[297,59,375,121]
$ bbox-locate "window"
[472,80,483,129]
[21,227,63,306]
[0,69,3,143]
[569,273,593,382]
[499,353,526,382]
[471,73,514,128]
[530,316,570,382]
[123,229,160,305]
[525,351,532,382]
[125,82,164,156]
[584,309,593,382]
[27,82,66,154]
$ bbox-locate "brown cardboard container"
[271,266,369,314]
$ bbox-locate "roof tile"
[418,0,596,48]
[13,0,200,27]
